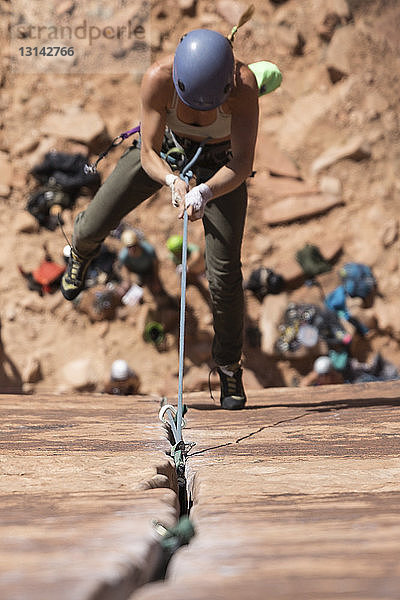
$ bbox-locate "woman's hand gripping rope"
[179,183,213,221]
[165,136,213,221]
[165,173,188,208]
[165,169,213,222]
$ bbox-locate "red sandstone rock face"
[0,393,179,600]
[0,152,13,197]
[132,381,400,600]
[264,193,343,225]
[0,0,400,396]
[1,383,399,599]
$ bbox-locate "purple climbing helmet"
[173,29,235,111]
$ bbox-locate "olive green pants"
[73,144,247,365]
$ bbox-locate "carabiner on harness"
[84,125,141,174]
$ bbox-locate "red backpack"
[19,260,66,296]
[32,261,66,294]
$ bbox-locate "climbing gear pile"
[275,302,350,354]
[27,182,71,231]
[31,151,100,194]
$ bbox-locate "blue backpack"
[339,263,376,299]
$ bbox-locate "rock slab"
[40,109,109,150]
[264,193,343,225]
[133,381,400,600]
[0,394,179,600]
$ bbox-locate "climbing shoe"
[61,248,93,301]
[217,364,247,410]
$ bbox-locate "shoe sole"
[220,397,246,410]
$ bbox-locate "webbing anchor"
[153,515,195,553]
[84,124,141,173]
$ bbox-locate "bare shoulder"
[236,61,258,92]
[237,61,258,92]
[141,56,174,107]
[228,61,258,112]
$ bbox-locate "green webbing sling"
[248,61,283,96]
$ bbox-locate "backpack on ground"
[295,244,332,277]
[30,151,101,196]
[19,261,66,296]
[27,151,101,229]
[244,267,285,302]
[339,262,376,299]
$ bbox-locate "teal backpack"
[339,263,376,299]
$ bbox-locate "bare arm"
[140,62,188,197]
[205,65,259,199]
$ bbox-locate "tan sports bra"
[166,91,232,140]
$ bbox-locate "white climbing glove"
[183,183,213,220]
[165,173,181,207]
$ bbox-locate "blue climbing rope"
[177,208,188,443]
[176,140,209,442]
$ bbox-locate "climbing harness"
[27,150,102,230]
[84,124,188,175]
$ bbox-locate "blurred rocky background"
[0,0,399,396]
